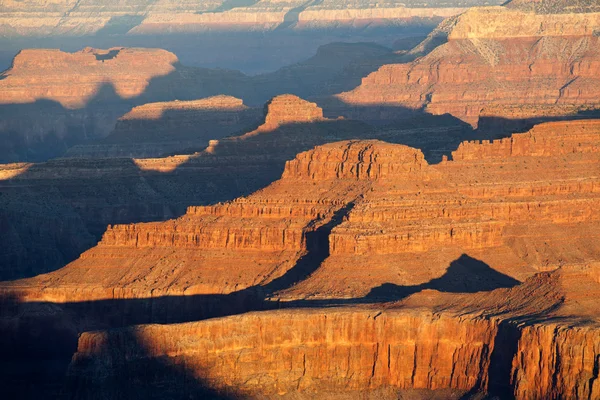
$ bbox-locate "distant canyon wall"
[0,0,504,36]
[336,6,600,126]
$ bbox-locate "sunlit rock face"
[0,47,182,162]
[336,5,600,127]
[0,48,178,108]
[65,262,600,399]
[0,94,375,281]
[0,0,504,37]
[5,119,600,301]
[1,119,600,397]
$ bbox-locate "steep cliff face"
[2,120,600,398]
[0,48,178,108]
[65,264,600,399]
[0,47,181,162]
[336,6,600,127]
[70,309,500,399]
[0,94,379,280]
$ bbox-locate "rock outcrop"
[0,48,178,108]
[335,5,600,127]
[62,264,600,399]
[0,94,380,280]
[0,47,181,162]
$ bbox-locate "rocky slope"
[2,119,599,398]
[0,43,403,163]
[1,94,417,280]
[0,0,503,37]
[0,47,183,162]
[335,5,600,127]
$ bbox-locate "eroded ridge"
[4,119,600,302]
[336,5,600,126]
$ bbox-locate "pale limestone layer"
[0,0,504,36]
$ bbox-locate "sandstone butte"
[0,0,503,37]
[2,118,600,398]
[334,3,600,127]
[0,47,186,162]
[0,42,397,163]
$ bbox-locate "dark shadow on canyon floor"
[262,201,356,294]
[275,0,324,30]
[365,254,520,300]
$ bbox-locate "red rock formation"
[67,264,600,399]
[257,94,325,131]
[336,6,600,126]
[5,119,600,301]
[0,94,376,280]
[0,0,500,36]
[2,118,600,398]
[0,48,177,108]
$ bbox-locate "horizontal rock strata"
[336,6,600,126]
[5,119,600,301]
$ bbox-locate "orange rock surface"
[0,47,177,108]
[67,264,600,399]
[336,6,600,126]
[1,118,600,398]
[5,119,600,301]
[0,0,500,36]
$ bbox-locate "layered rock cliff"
[2,118,600,399]
[5,119,600,301]
[335,5,600,127]
[0,47,180,162]
[0,47,179,108]
[65,264,600,399]
[0,0,503,37]
[0,94,383,280]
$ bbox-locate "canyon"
[0,42,403,162]
[2,1,600,399]
[2,118,600,398]
[0,93,479,280]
